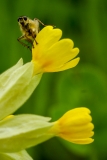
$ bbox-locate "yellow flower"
[32,26,80,74]
[49,107,94,144]
[0,108,94,155]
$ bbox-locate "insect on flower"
[17,16,47,50]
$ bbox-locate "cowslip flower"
[0,59,42,120]
[0,107,94,156]
[49,107,94,144]
[32,26,80,74]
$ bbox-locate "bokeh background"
[0,0,107,160]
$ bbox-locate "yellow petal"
[40,39,75,64]
[38,39,79,72]
[69,138,94,144]
[52,48,79,67]
[42,39,74,60]
[55,57,80,72]
[58,107,91,126]
[32,26,62,60]
[66,114,92,126]
[36,26,62,46]
[63,107,91,116]
[66,123,94,133]
[59,131,94,140]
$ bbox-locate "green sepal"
[0,59,42,120]
[0,114,53,152]
[0,150,33,160]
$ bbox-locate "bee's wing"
[33,18,40,33]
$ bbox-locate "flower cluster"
[0,26,94,159]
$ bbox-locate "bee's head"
[18,16,28,26]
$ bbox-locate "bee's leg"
[32,36,38,46]
[25,35,33,44]
[17,35,31,51]
[34,18,46,27]
[34,39,38,45]
[34,18,56,28]
[24,35,36,48]
[29,32,38,46]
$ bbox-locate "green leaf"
[0,60,42,120]
[0,114,53,152]
[0,150,33,160]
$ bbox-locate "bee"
[17,16,47,50]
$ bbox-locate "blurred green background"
[0,0,107,160]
